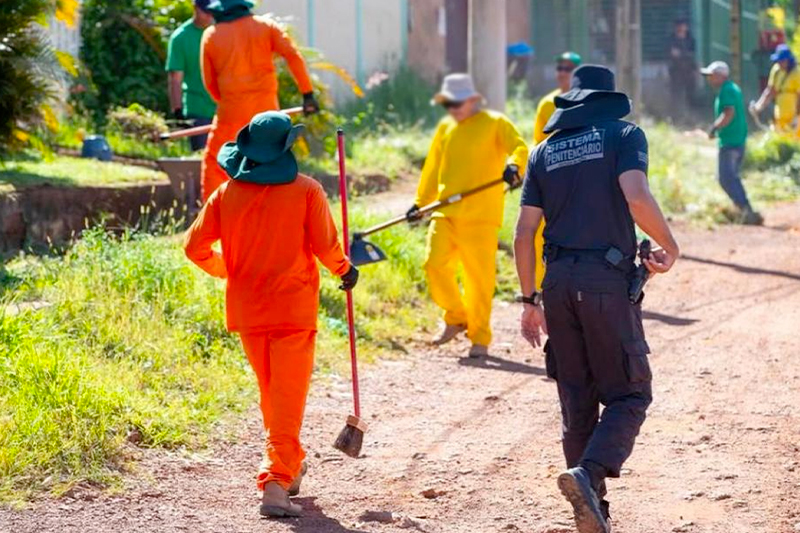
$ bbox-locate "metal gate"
[701,0,765,101]
[531,0,767,101]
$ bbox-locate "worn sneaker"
[287,461,308,497]
[557,467,610,533]
[431,324,466,346]
[260,482,302,518]
[468,344,488,358]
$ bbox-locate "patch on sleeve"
[544,130,606,171]
[638,151,649,165]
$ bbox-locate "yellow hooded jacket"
[415,110,528,226]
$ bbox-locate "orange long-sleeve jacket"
[184,174,349,333]
[201,15,314,123]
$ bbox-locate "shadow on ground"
[458,354,546,375]
[284,497,367,532]
[642,310,699,326]
[683,254,800,282]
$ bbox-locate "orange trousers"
[240,329,316,491]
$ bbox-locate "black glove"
[172,107,185,120]
[302,92,320,116]
[503,164,522,189]
[406,204,423,222]
[339,265,359,291]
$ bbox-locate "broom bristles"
[333,415,368,458]
[333,423,364,458]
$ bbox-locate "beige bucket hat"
[432,73,483,104]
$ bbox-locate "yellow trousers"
[424,218,498,346]
[774,116,794,134]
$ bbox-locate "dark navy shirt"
[521,119,649,257]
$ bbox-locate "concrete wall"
[407,0,532,85]
[407,0,447,83]
[258,0,405,100]
[506,0,531,44]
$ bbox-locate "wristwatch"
[521,291,543,306]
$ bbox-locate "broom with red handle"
[333,128,368,458]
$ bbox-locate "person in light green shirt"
[701,60,763,225]
[166,0,216,151]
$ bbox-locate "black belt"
[544,243,635,273]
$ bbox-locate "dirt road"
[2,202,800,533]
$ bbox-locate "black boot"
[557,467,610,533]
[600,500,612,532]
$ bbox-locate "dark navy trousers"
[542,255,653,479]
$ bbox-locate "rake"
[349,177,509,266]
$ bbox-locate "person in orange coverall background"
[184,111,359,518]
[200,0,320,201]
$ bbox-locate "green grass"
[300,126,430,181]
[645,123,800,223]
[0,208,436,503]
[0,154,166,192]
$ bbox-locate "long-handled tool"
[747,101,770,132]
[158,106,304,141]
[333,128,368,458]
[349,177,508,266]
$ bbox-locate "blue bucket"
[81,135,113,162]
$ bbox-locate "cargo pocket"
[622,339,652,384]
[544,340,558,381]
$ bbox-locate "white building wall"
[46,15,82,57]
[257,0,405,101]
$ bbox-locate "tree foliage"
[76,0,189,124]
[0,0,76,156]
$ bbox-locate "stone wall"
[0,183,175,255]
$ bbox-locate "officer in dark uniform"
[513,65,680,533]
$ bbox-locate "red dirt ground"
[2,202,799,533]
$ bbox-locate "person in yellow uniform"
[751,44,800,134]
[531,51,582,290]
[534,52,583,144]
[407,74,528,358]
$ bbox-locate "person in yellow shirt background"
[533,52,583,145]
[530,51,581,290]
[407,74,528,358]
[751,44,800,134]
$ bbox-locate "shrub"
[342,66,440,133]
[106,103,169,140]
[76,0,172,123]
[0,0,73,155]
[744,133,800,176]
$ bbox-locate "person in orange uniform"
[185,111,358,518]
[531,51,582,290]
[200,0,320,201]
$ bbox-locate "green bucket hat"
[217,111,305,185]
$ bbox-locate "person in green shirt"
[166,0,216,151]
[701,61,763,225]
